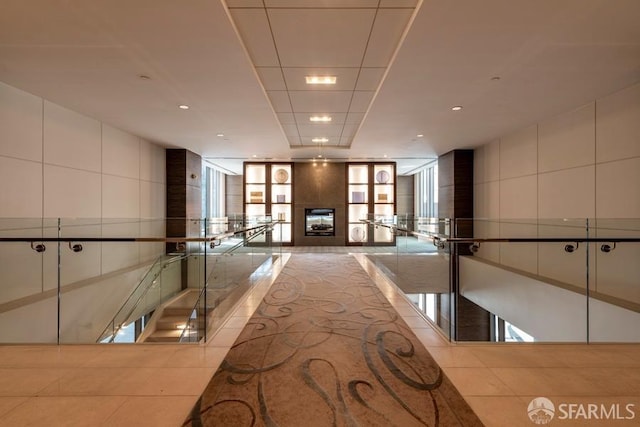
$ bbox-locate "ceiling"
[1,0,639,175]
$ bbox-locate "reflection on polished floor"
[0,251,639,426]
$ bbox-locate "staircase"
[142,290,206,343]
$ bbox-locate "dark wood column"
[166,149,202,253]
[438,149,490,341]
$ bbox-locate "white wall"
[460,257,640,342]
[470,81,640,337]
[0,81,167,340]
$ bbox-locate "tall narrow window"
[414,160,438,218]
[202,164,226,233]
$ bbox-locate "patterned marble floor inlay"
[183,254,483,426]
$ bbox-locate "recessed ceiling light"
[312,137,329,143]
[491,76,501,81]
[305,76,337,85]
[310,116,332,122]
[417,134,424,138]
[138,74,151,80]
[383,154,388,158]
[216,133,224,137]
[451,106,463,111]
[178,105,189,110]
[252,154,257,158]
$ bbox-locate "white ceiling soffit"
[224,0,421,149]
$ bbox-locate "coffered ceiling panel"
[277,113,296,124]
[266,91,292,112]
[226,0,263,7]
[228,9,279,67]
[356,68,388,91]
[225,0,421,151]
[280,123,299,136]
[380,0,420,7]
[341,124,360,138]
[339,137,353,146]
[288,91,352,112]
[256,67,286,90]
[286,135,302,146]
[267,9,376,68]
[300,136,341,146]
[296,124,345,137]
[362,9,416,67]
[282,68,359,91]
[265,0,380,8]
[349,91,376,113]
[345,112,366,124]
[294,112,348,125]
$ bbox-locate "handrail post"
[586,218,590,344]
[57,217,61,345]
[203,218,208,343]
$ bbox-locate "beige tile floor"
[0,252,639,427]
[355,254,640,427]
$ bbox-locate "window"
[414,161,438,219]
[202,163,226,222]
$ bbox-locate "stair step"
[162,307,207,317]
[156,316,194,329]
[146,328,204,343]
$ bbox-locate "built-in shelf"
[347,162,396,245]
[243,162,293,245]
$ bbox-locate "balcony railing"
[361,216,640,343]
[0,216,281,344]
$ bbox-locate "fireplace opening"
[305,208,335,236]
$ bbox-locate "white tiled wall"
[538,102,595,173]
[472,81,640,308]
[43,101,102,172]
[0,81,166,305]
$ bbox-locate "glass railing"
[97,253,187,343]
[0,216,280,344]
[176,220,280,343]
[360,216,640,344]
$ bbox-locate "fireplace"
[305,208,335,236]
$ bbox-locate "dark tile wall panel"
[438,149,490,341]
[293,162,347,246]
[166,149,202,255]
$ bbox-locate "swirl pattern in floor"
[183,253,483,426]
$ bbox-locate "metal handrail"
[97,253,188,343]
[178,222,275,342]
[0,223,273,249]
[96,223,274,343]
[359,219,640,244]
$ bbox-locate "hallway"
[183,253,481,426]
[0,252,638,426]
